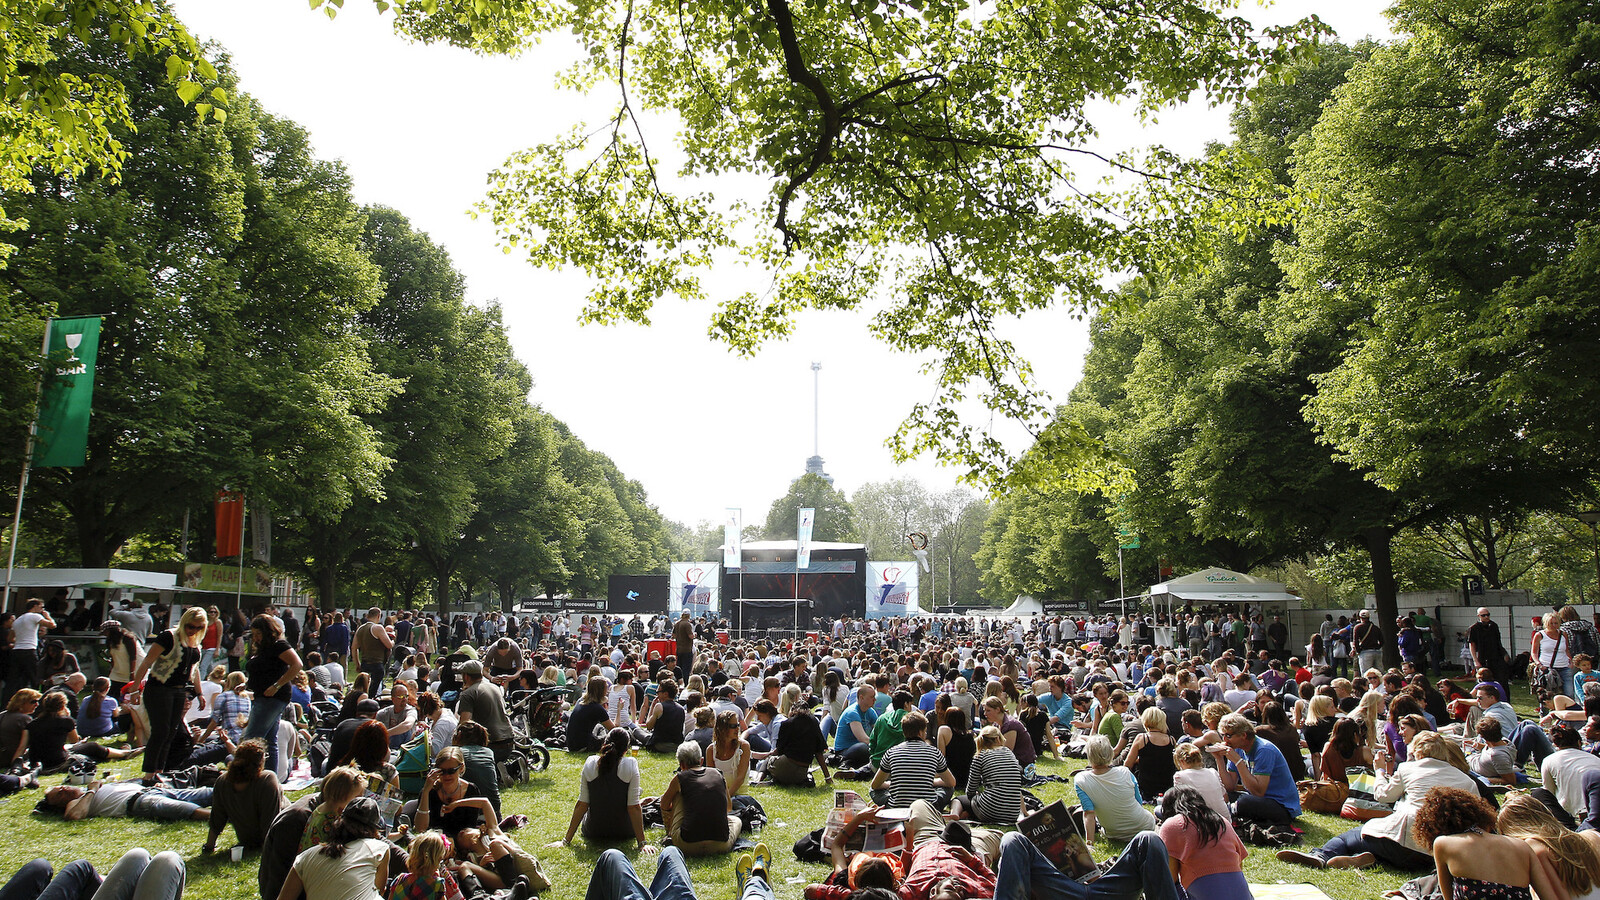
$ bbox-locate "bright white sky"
[173,1,1395,529]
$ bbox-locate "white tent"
[1149,567,1301,644]
[993,595,1044,617]
[1149,567,1299,607]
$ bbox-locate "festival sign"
[867,561,921,619]
[669,562,719,616]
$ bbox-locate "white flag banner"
[867,561,921,619]
[670,562,719,616]
[724,508,742,570]
[796,507,816,569]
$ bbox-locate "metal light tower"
[804,362,833,484]
[812,362,821,457]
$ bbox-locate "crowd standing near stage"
[1,595,1599,899]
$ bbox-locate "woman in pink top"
[1157,785,1251,900]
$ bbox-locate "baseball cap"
[340,796,384,831]
[457,659,484,677]
[356,699,381,715]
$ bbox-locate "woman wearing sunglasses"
[129,606,208,784]
[414,747,493,845]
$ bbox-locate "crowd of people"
[3,594,1600,900]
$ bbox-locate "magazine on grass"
[1017,800,1099,880]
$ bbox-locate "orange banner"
[215,490,245,557]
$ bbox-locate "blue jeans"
[0,859,99,900]
[242,694,289,774]
[993,829,1179,900]
[131,787,214,822]
[1512,721,1556,768]
[90,849,185,900]
[1311,827,1432,871]
[584,847,774,900]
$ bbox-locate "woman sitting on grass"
[299,766,369,853]
[549,727,655,855]
[1421,787,1560,900]
[277,797,388,900]
[1495,791,1600,898]
[24,691,140,775]
[954,725,1023,826]
[204,738,287,854]
[1158,784,1249,900]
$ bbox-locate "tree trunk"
[314,567,337,611]
[434,569,451,617]
[1364,526,1401,669]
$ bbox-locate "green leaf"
[175,81,202,104]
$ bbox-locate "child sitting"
[386,830,466,900]
[1170,742,1230,820]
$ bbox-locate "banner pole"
[4,320,54,610]
[235,493,246,614]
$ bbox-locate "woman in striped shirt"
[954,725,1023,825]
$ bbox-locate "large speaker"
[607,575,670,614]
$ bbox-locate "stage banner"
[867,561,921,619]
[670,562,720,616]
[724,508,741,569]
[797,507,815,569]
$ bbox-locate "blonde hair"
[434,746,465,769]
[1173,742,1203,768]
[407,831,449,876]
[1201,702,1231,729]
[780,683,801,717]
[321,766,366,806]
[1356,691,1385,745]
[1498,792,1600,895]
[178,607,208,648]
[1308,694,1336,721]
[226,671,247,693]
[1409,732,1469,772]
[977,724,1004,751]
[1140,707,1168,734]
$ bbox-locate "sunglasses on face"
[184,624,204,632]
[436,766,460,775]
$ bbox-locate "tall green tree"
[2,45,392,567]
[1286,0,1599,514]
[851,478,931,559]
[764,473,857,543]
[279,208,512,609]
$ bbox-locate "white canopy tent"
[993,595,1044,617]
[1149,567,1301,644]
[4,567,177,592]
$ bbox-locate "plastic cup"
[231,847,243,862]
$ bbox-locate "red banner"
[215,490,245,558]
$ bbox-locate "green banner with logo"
[34,317,102,468]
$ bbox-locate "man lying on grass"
[42,778,213,822]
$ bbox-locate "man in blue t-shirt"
[833,684,878,767]
[1218,713,1301,823]
[1040,676,1073,727]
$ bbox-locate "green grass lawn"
[0,684,1543,899]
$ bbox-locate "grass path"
[0,685,1540,898]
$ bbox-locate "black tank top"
[676,766,730,843]
[583,763,634,840]
[1132,735,1177,798]
[653,701,685,746]
[944,732,977,788]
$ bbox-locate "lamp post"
[1578,510,1600,603]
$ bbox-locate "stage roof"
[728,541,867,551]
